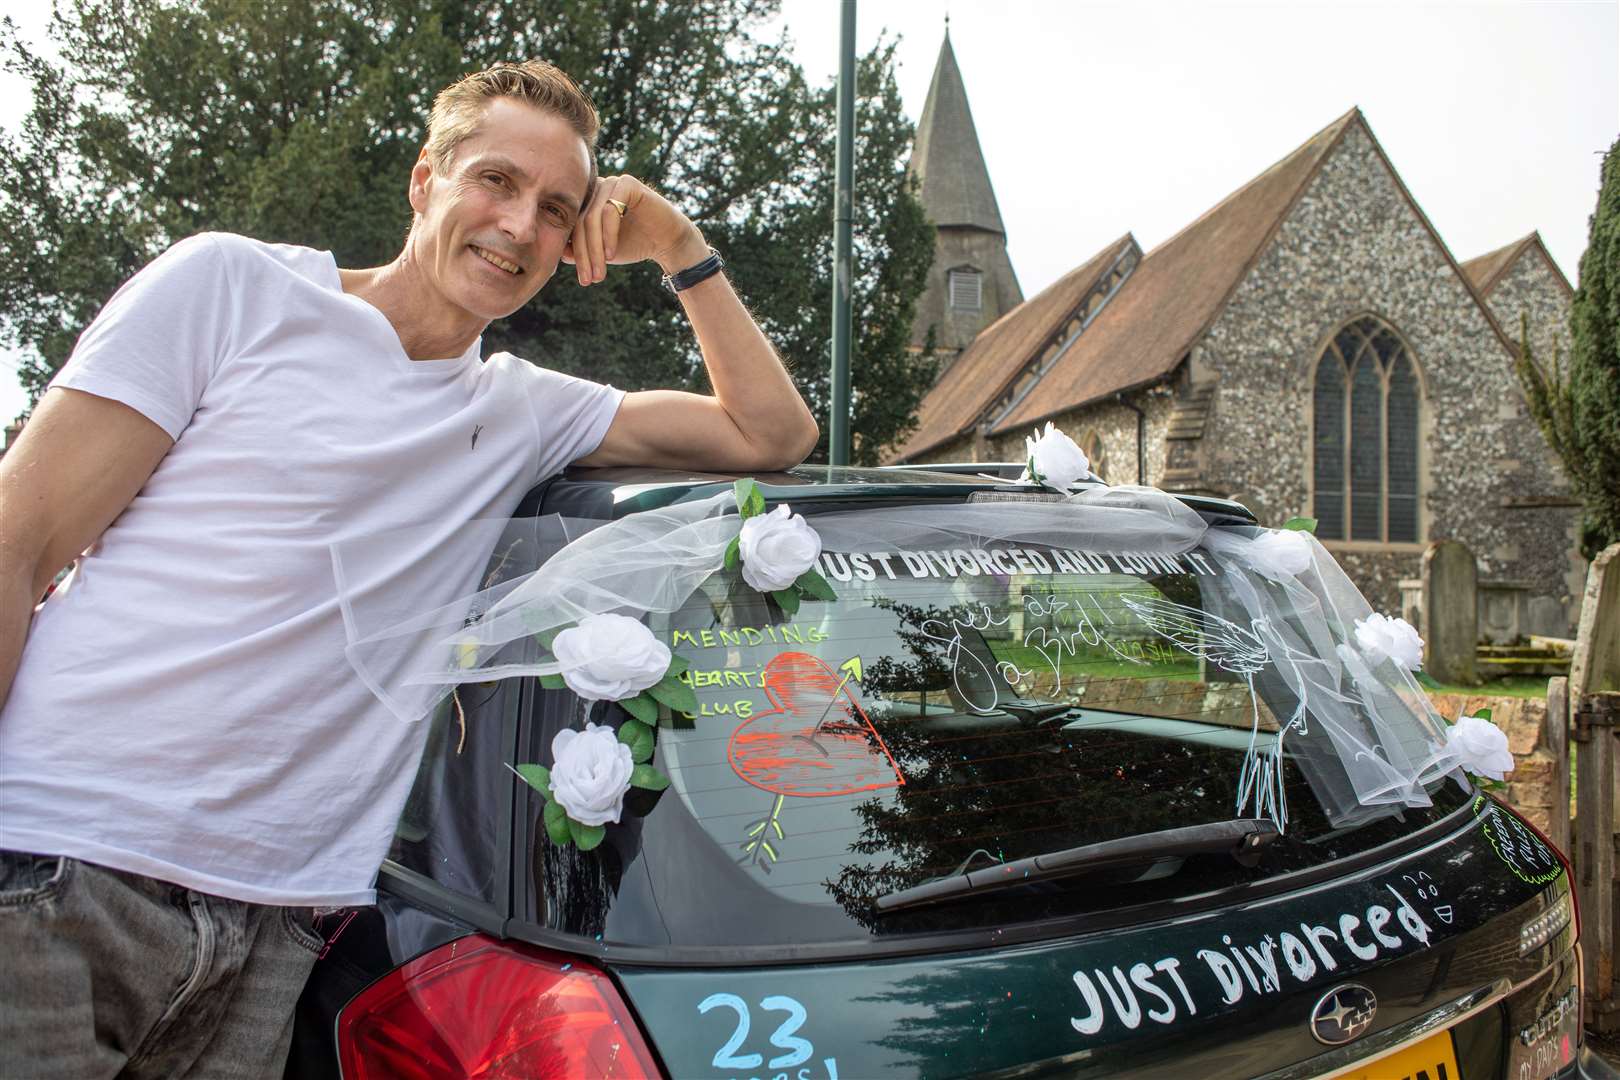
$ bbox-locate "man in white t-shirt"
[0,60,817,1077]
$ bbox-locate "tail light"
[336,934,662,1079]
[1513,802,1581,943]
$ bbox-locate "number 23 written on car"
[698,992,839,1079]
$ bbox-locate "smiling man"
[0,60,816,1078]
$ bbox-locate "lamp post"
[829,0,856,466]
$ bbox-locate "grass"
[1421,675,1550,700]
[988,642,1203,682]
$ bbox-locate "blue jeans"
[0,850,324,1079]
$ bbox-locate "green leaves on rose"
[758,566,835,616]
[568,818,606,851]
[617,718,656,763]
[631,763,670,791]
[543,798,572,845]
[796,568,838,601]
[734,477,767,520]
[516,718,670,851]
[731,477,836,611]
[1281,516,1318,533]
[515,763,551,793]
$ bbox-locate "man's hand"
[563,174,708,286]
[565,174,819,473]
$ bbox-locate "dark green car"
[288,466,1612,1080]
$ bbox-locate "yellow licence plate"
[1331,1030,1461,1080]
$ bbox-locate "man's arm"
[564,176,820,472]
[0,388,173,710]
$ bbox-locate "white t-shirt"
[0,233,624,906]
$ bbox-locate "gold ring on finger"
[606,198,628,218]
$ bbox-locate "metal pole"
[829,0,856,466]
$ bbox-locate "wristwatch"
[661,246,725,293]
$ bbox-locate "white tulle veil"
[333,482,1462,829]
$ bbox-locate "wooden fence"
[1555,543,1619,1033]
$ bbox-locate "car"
[287,464,1614,1079]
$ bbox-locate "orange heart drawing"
[727,651,906,798]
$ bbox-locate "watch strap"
[661,246,725,293]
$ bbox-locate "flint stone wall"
[908,388,1176,489]
[1474,250,1587,611]
[985,389,1176,486]
[1188,122,1577,624]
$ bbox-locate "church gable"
[1461,234,1538,296]
[1191,116,1574,618]
[1463,233,1574,369]
[989,109,1360,436]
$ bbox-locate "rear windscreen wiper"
[872,818,1279,915]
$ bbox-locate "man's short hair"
[426,60,600,192]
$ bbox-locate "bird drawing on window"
[1118,596,1342,833]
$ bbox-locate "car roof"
[528,463,1257,525]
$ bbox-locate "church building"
[888,32,1583,635]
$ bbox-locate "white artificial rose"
[1445,714,1515,781]
[551,613,671,701]
[1245,528,1314,581]
[738,503,823,593]
[1020,421,1090,490]
[1354,612,1424,671]
[548,722,635,826]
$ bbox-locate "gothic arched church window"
[1311,316,1421,542]
[948,267,983,311]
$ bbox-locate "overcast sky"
[2,0,1615,424]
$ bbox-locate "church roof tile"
[1461,232,1573,297]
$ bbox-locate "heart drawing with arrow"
[727,652,905,799]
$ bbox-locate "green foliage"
[618,691,657,724]
[794,567,836,600]
[1281,516,1317,533]
[644,671,697,715]
[0,0,937,463]
[567,817,605,851]
[733,477,765,518]
[515,763,551,793]
[1515,138,1620,558]
[616,717,655,762]
[630,763,669,791]
[542,798,571,844]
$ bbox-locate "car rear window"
[525,524,1469,947]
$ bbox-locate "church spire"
[910,31,1006,235]
[908,30,1022,355]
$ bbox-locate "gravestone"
[1421,540,1478,685]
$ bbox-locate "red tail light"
[336,934,662,1079]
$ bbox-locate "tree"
[0,0,936,463]
[1516,137,1620,557]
